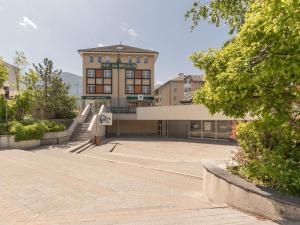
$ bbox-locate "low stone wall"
[41,130,70,145]
[202,160,300,221]
[0,135,41,149]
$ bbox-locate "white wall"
[137,104,252,121]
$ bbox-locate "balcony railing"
[107,106,136,114]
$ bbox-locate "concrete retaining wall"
[41,130,70,145]
[0,135,41,149]
[202,160,300,221]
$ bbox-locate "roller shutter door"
[168,120,189,138]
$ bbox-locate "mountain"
[61,72,82,98]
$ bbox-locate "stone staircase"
[70,111,94,142]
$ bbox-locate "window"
[87,69,95,78]
[98,56,102,63]
[89,56,94,63]
[86,69,112,94]
[174,88,177,93]
[136,56,140,64]
[105,56,110,63]
[126,70,134,78]
[103,85,112,94]
[104,70,112,78]
[184,87,191,92]
[144,57,148,64]
[142,86,150,94]
[126,86,134,93]
[142,70,150,78]
[128,56,133,63]
[87,85,96,93]
[125,69,151,94]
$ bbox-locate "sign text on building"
[101,63,137,70]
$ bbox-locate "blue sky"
[0,0,230,84]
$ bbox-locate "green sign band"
[101,63,137,70]
[82,96,112,100]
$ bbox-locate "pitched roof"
[155,74,204,91]
[78,44,158,54]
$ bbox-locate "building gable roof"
[155,74,204,91]
[78,44,158,54]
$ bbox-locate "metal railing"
[107,106,136,114]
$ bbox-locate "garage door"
[167,120,189,138]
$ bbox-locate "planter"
[202,160,300,221]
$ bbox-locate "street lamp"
[2,85,10,131]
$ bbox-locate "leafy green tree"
[33,58,76,118]
[10,90,35,121]
[187,0,300,195]
[47,76,76,118]
[185,0,249,34]
[14,51,28,91]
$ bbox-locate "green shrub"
[234,119,300,197]
[10,121,46,142]
[56,111,77,119]
[41,120,66,132]
[8,120,66,141]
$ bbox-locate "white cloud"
[97,43,104,47]
[128,28,138,40]
[19,16,37,30]
[121,22,138,40]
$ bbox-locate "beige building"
[155,73,204,106]
[78,44,158,112]
[78,45,240,140]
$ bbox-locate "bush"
[234,118,300,197]
[41,120,66,132]
[8,120,66,141]
[55,111,77,119]
[10,121,46,141]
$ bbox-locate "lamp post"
[3,85,10,131]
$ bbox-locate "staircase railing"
[68,104,91,138]
[87,105,106,140]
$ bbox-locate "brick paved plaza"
[0,138,295,225]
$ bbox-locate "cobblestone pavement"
[0,138,295,225]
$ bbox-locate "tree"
[185,0,249,34]
[14,51,28,91]
[47,76,76,118]
[33,58,76,118]
[187,0,300,195]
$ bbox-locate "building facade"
[78,45,240,140]
[78,44,158,112]
[154,73,204,106]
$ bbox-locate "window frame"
[125,69,151,94]
[97,56,102,63]
[86,68,112,94]
[89,56,94,63]
[144,57,148,64]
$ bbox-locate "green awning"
[82,96,112,100]
[126,96,154,100]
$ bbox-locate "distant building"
[154,73,204,106]
[0,61,18,96]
